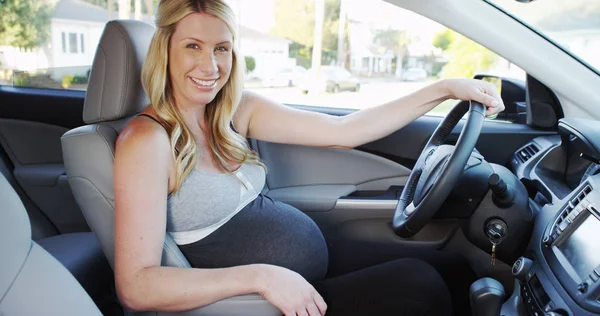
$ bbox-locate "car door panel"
[254,105,555,248]
[12,163,87,233]
[0,119,66,165]
[0,87,87,234]
[255,139,410,210]
[255,140,410,188]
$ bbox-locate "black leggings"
[178,195,463,315]
[325,237,476,315]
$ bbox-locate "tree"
[433,29,498,79]
[244,56,256,73]
[432,29,454,51]
[0,0,54,49]
[271,0,342,65]
[373,28,412,77]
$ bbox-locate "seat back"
[0,174,102,316]
[61,20,279,316]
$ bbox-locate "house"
[0,0,153,82]
[347,20,442,77]
[1,0,293,84]
[349,46,395,76]
[347,21,395,76]
[238,26,293,79]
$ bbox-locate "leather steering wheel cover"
[393,101,486,237]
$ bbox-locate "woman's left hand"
[442,78,506,117]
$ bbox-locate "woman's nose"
[197,52,218,76]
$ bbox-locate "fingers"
[302,292,326,316]
[296,309,309,316]
[478,84,505,116]
[314,293,328,315]
[306,303,322,316]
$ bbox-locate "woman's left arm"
[243,78,505,149]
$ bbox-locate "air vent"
[516,143,540,163]
[557,185,593,225]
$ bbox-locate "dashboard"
[509,117,600,316]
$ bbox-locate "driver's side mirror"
[474,74,526,123]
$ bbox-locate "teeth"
[191,77,217,87]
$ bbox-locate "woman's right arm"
[113,119,326,315]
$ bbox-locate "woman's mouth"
[189,76,219,89]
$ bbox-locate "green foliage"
[72,75,88,84]
[244,56,256,73]
[432,29,454,51]
[431,61,447,77]
[12,72,31,87]
[0,0,54,49]
[271,0,341,65]
[62,75,74,88]
[60,74,88,86]
[434,29,498,79]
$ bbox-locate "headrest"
[83,20,156,123]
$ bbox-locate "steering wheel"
[393,101,486,237]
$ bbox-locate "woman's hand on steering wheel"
[442,78,506,116]
[257,265,327,316]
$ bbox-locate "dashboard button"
[578,282,589,293]
[558,221,568,231]
[544,302,555,312]
[543,235,554,247]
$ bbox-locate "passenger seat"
[0,142,117,314]
[0,173,102,315]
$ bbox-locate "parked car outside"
[299,66,360,94]
[401,68,428,82]
[261,66,307,88]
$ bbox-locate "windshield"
[485,0,600,73]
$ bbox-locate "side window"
[0,0,156,90]
[239,0,525,119]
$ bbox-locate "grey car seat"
[0,174,102,316]
[60,20,280,316]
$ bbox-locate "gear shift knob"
[470,277,505,316]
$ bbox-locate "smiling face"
[168,12,233,109]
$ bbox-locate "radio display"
[558,212,600,280]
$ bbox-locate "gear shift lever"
[470,278,505,316]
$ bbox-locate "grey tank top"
[166,163,266,245]
[136,114,266,245]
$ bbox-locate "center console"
[507,181,600,316]
[502,123,600,316]
[541,182,600,314]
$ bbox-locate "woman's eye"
[186,43,199,49]
[216,46,229,52]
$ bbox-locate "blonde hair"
[141,0,264,192]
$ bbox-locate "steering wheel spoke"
[404,202,417,216]
[393,101,486,238]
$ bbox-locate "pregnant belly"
[178,194,329,282]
